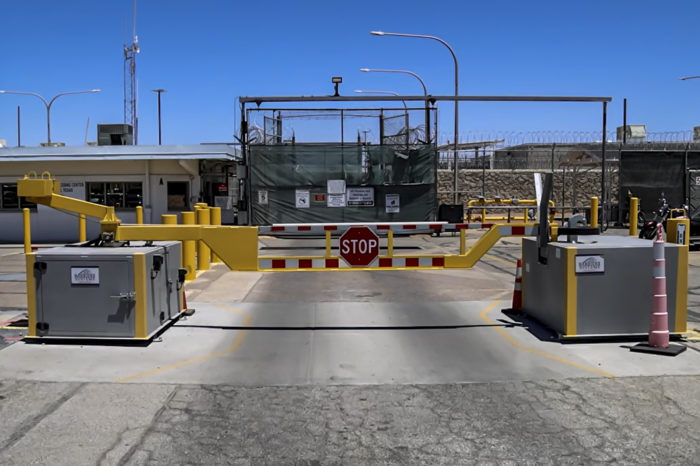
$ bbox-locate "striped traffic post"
[649,224,669,348]
[511,259,523,311]
[631,223,686,356]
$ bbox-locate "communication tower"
[123,0,139,144]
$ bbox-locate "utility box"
[97,123,134,145]
[521,236,687,339]
[30,242,182,340]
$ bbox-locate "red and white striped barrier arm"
[257,222,536,235]
[258,256,447,270]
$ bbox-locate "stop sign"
[339,226,380,267]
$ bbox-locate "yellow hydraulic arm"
[18,172,121,232]
[17,172,259,270]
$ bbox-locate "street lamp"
[679,75,700,80]
[152,89,166,145]
[354,90,409,146]
[360,67,431,143]
[0,89,100,144]
[371,30,460,203]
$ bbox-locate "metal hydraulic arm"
[17,172,259,271]
[17,172,120,232]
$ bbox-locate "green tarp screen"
[249,143,436,225]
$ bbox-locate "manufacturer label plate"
[71,267,100,285]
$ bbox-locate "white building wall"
[0,160,203,243]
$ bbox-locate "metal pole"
[359,68,430,142]
[157,91,162,145]
[601,102,607,227]
[623,98,627,145]
[0,90,99,144]
[16,106,20,147]
[45,101,51,143]
[368,32,458,202]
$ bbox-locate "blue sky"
[2,0,700,147]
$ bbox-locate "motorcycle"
[638,194,687,239]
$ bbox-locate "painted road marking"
[478,300,616,378]
[115,304,251,383]
[484,253,517,268]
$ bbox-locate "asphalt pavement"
[0,232,699,464]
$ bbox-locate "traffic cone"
[181,286,195,316]
[512,259,523,311]
[649,224,669,348]
[631,223,686,355]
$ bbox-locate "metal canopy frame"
[238,94,612,226]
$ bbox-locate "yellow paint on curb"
[478,300,615,378]
[115,304,251,383]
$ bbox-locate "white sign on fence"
[327,193,346,207]
[386,194,400,213]
[295,189,310,208]
[346,187,375,207]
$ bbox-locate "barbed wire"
[436,130,695,146]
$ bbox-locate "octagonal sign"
[339,226,379,267]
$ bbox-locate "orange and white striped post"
[631,223,686,355]
[649,224,669,348]
[512,258,523,311]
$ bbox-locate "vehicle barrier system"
[464,198,555,223]
[18,172,548,272]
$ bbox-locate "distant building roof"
[0,144,241,162]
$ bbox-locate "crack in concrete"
[0,382,84,452]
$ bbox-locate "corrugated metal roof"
[0,144,241,162]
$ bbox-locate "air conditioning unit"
[97,124,134,145]
[693,126,700,141]
[616,124,646,142]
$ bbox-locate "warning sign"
[347,187,374,207]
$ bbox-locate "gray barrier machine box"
[521,236,687,339]
[31,242,183,340]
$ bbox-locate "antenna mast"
[123,0,139,144]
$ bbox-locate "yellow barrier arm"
[116,225,259,271]
[18,173,120,231]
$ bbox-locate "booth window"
[0,184,36,210]
[167,181,189,210]
[87,182,142,208]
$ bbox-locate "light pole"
[0,89,100,144]
[360,67,431,143]
[354,90,409,146]
[371,30,459,203]
[152,89,166,145]
[679,75,700,80]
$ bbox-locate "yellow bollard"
[23,208,31,254]
[210,207,222,263]
[550,224,559,242]
[79,214,86,242]
[589,196,599,228]
[161,214,177,225]
[629,197,639,237]
[460,228,466,255]
[325,230,332,258]
[196,207,211,271]
[387,230,394,257]
[135,205,143,224]
[181,211,196,281]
